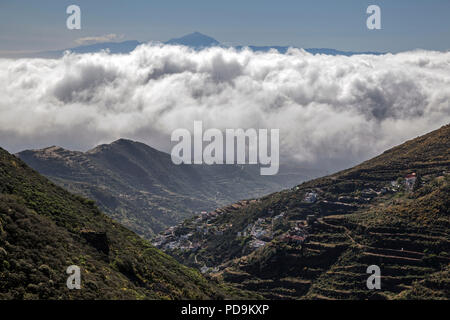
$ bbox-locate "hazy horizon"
[1,0,450,57]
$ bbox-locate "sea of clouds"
[1,44,449,172]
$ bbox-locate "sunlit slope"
[164,125,450,299]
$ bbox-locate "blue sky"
[1,0,449,54]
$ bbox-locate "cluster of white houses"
[153,173,426,273]
[390,172,417,191]
[153,172,417,251]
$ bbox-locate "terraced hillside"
[0,147,253,299]
[160,124,450,299]
[18,139,315,239]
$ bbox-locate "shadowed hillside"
[0,147,255,299]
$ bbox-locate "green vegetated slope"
[0,147,253,300]
[18,139,315,239]
[161,124,450,300]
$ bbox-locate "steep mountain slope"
[17,139,312,239]
[0,147,252,299]
[160,125,450,299]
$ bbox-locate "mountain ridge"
[28,32,384,58]
[165,32,220,47]
[17,138,313,239]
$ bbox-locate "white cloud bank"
[0,44,449,171]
